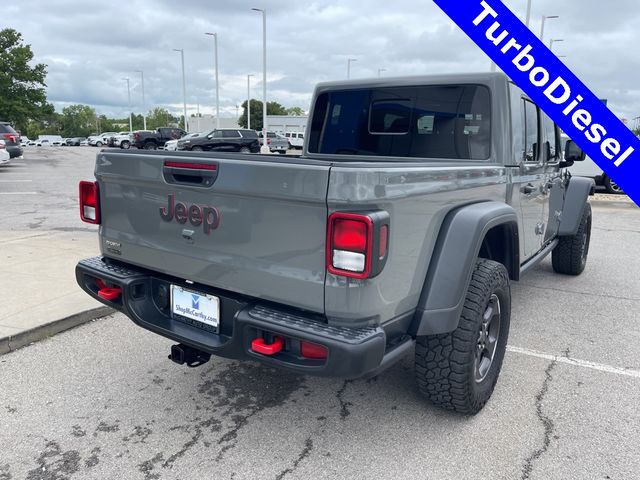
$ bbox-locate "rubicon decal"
[160,194,221,234]
[433,0,640,207]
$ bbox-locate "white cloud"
[7,0,640,121]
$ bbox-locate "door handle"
[523,183,536,194]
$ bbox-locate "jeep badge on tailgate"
[160,194,220,234]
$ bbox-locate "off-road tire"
[603,175,623,194]
[143,142,156,150]
[120,140,130,149]
[191,146,203,151]
[552,203,592,275]
[415,258,511,415]
[239,147,251,153]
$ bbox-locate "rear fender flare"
[410,201,519,337]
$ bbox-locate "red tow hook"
[95,278,122,301]
[251,336,284,355]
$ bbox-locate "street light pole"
[247,74,254,130]
[492,0,533,71]
[122,77,132,133]
[525,0,532,27]
[549,38,564,52]
[377,68,386,78]
[204,32,220,129]
[347,58,357,79]
[134,70,146,130]
[173,48,188,132]
[252,8,269,153]
[539,15,559,42]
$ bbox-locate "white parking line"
[0,192,38,195]
[0,180,33,182]
[507,346,640,379]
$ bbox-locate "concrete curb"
[0,306,114,355]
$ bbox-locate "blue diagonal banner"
[433,0,640,207]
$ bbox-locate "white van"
[283,131,304,149]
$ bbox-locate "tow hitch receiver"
[168,344,211,367]
[251,336,284,355]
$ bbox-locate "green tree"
[238,99,287,129]
[0,29,49,133]
[285,106,305,116]
[146,107,176,130]
[60,104,97,137]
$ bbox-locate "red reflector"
[301,341,328,359]
[251,336,284,356]
[379,224,389,258]
[79,181,100,224]
[164,161,217,170]
[98,286,122,301]
[333,218,368,252]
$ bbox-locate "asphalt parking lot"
[1,147,639,480]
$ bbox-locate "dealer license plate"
[171,285,220,329]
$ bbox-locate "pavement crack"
[521,359,558,480]
[336,380,353,420]
[517,283,640,302]
[274,437,313,480]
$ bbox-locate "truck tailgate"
[95,151,330,313]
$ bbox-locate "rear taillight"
[79,181,100,224]
[2,133,17,143]
[327,211,390,279]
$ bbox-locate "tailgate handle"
[163,161,218,187]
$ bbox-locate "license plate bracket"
[171,285,220,331]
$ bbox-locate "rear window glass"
[0,123,18,134]
[308,84,491,160]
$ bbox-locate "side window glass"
[212,131,223,138]
[524,100,539,163]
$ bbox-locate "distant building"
[188,114,239,133]
[266,115,308,133]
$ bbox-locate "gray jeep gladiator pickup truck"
[76,73,593,414]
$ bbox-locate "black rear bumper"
[76,256,388,378]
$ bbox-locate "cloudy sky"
[5,0,640,123]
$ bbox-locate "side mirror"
[560,139,585,168]
[565,140,586,162]
[207,134,213,139]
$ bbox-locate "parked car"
[21,137,32,147]
[565,135,624,194]
[164,132,203,151]
[80,139,89,146]
[107,132,133,149]
[283,131,304,149]
[76,73,594,415]
[0,140,10,166]
[36,139,50,147]
[131,128,186,150]
[177,128,260,152]
[89,132,118,147]
[258,131,291,154]
[0,121,23,158]
[65,137,86,146]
